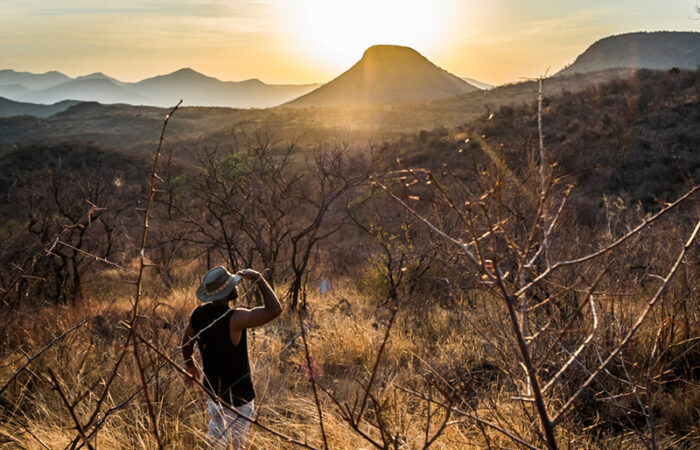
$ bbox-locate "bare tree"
[373,79,700,449]
[0,145,137,304]
[172,133,370,308]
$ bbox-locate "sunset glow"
[0,1,698,85]
[293,0,453,68]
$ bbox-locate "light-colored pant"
[206,398,254,450]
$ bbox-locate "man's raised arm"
[230,269,282,330]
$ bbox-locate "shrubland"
[0,69,699,449]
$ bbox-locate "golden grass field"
[2,255,698,449]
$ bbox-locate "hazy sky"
[1,0,698,85]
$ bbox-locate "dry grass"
[1,271,697,449]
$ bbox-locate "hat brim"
[196,274,242,302]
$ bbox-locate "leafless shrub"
[373,78,700,448]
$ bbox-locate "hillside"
[440,69,700,205]
[286,45,477,107]
[0,68,647,151]
[0,97,80,118]
[559,31,700,75]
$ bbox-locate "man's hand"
[229,268,282,330]
[184,362,200,388]
[236,268,261,282]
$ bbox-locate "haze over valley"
[0,68,321,109]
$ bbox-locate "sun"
[293,0,454,71]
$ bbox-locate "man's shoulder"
[228,307,255,330]
[229,307,254,320]
[191,304,233,327]
[192,303,208,313]
[190,303,205,317]
[189,304,209,325]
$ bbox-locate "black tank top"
[190,304,255,407]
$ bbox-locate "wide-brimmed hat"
[196,266,242,302]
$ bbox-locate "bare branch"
[298,310,329,449]
[552,217,700,425]
[396,385,540,450]
[82,101,182,433]
[355,307,398,422]
[516,185,699,298]
[48,369,94,450]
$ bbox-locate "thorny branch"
[73,101,182,447]
[298,310,329,449]
[48,369,94,450]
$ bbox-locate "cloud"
[1,0,275,20]
[0,0,282,48]
[475,8,624,45]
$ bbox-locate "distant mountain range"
[558,31,700,75]
[2,31,698,114]
[286,45,479,107]
[0,52,490,112]
[0,69,321,108]
[0,70,72,90]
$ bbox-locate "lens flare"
[293,0,455,70]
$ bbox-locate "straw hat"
[196,266,242,302]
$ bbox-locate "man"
[182,266,282,449]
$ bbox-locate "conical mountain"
[286,45,477,107]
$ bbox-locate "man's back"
[190,304,255,407]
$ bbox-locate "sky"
[1,0,698,85]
